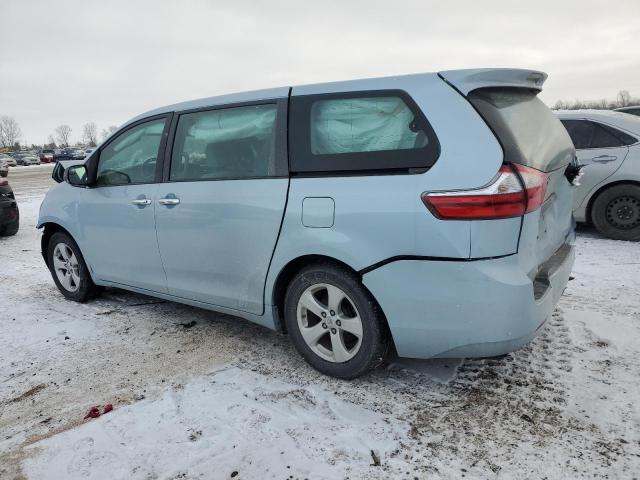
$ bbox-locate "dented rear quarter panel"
[265,73,505,309]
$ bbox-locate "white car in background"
[15,153,41,166]
[556,110,640,240]
[0,153,17,167]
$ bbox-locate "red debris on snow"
[83,404,114,420]
[84,406,101,419]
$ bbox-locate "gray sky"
[1,0,639,145]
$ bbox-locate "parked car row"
[54,148,91,161]
[0,147,94,168]
[0,151,41,166]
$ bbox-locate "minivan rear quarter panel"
[265,74,505,313]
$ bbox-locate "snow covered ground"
[1,173,639,479]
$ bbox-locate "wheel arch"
[40,222,78,268]
[586,180,640,225]
[270,254,394,350]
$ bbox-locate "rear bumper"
[362,243,575,359]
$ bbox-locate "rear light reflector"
[422,164,547,220]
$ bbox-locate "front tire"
[47,231,101,302]
[284,263,388,379]
[1,221,19,236]
[591,184,640,241]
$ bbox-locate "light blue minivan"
[39,69,578,378]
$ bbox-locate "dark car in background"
[614,106,640,116]
[54,149,75,161]
[0,179,19,236]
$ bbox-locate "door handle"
[131,198,152,206]
[158,197,180,206]
[591,155,617,163]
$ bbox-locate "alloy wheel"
[296,283,363,363]
[52,242,81,292]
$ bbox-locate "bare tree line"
[0,116,23,148]
[0,114,119,150]
[50,123,118,148]
[553,90,639,110]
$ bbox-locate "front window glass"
[170,104,277,181]
[97,119,165,185]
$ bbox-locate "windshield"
[469,88,575,172]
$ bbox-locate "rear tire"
[284,263,388,379]
[591,184,640,241]
[47,231,101,302]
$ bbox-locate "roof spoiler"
[438,68,547,96]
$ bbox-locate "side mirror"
[64,164,89,187]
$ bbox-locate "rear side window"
[590,123,626,148]
[560,120,593,149]
[170,104,278,181]
[560,119,637,149]
[594,123,637,147]
[469,88,575,172]
[290,90,439,173]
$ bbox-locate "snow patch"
[23,367,407,480]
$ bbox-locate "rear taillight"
[0,180,8,187]
[421,164,547,220]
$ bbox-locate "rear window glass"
[310,97,428,154]
[289,90,439,173]
[470,89,575,172]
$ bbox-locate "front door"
[78,117,169,293]
[155,102,289,314]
